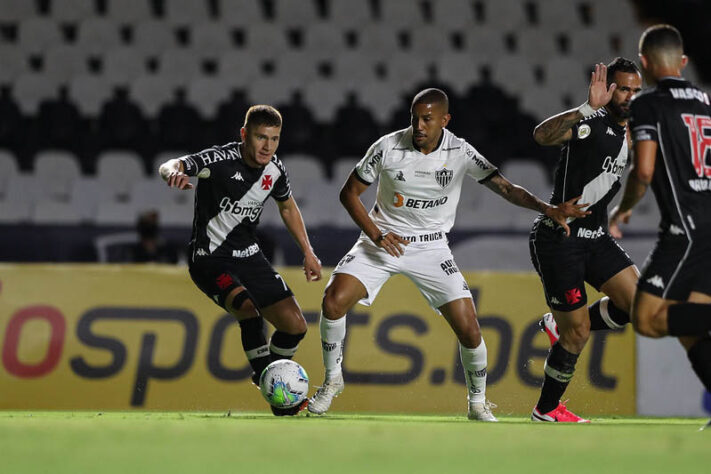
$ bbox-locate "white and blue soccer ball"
[259,360,309,409]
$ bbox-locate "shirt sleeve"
[271,160,291,202]
[354,138,386,185]
[629,95,658,143]
[463,141,498,182]
[178,146,225,177]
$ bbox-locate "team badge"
[261,175,273,190]
[577,124,591,139]
[434,167,453,188]
[395,171,406,181]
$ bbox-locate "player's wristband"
[577,102,598,118]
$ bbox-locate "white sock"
[320,313,346,380]
[460,339,488,403]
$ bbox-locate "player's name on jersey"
[198,147,241,165]
[688,178,711,191]
[669,87,710,104]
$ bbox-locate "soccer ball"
[259,360,309,409]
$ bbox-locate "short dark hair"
[243,105,282,130]
[606,57,640,86]
[639,24,683,57]
[411,88,449,113]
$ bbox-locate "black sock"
[589,297,629,330]
[270,331,306,361]
[688,338,711,393]
[536,343,579,414]
[238,317,270,382]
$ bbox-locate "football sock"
[589,296,629,330]
[536,343,579,414]
[667,303,711,336]
[269,331,305,361]
[238,317,270,383]
[320,313,346,380]
[459,340,488,403]
[687,338,711,392]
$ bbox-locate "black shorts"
[189,252,293,311]
[637,233,711,300]
[529,219,634,312]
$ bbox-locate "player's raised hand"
[545,196,591,237]
[166,171,194,190]
[588,63,617,110]
[303,252,322,282]
[375,232,409,257]
[608,205,632,239]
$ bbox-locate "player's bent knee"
[321,290,351,320]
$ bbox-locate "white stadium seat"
[34,150,81,203]
[96,150,146,203]
[164,0,210,26]
[50,0,97,22]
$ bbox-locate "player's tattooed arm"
[533,63,616,146]
[532,110,580,146]
[484,174,590,236]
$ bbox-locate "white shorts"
[331,233,472,310]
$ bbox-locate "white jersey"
[354,127,498,235]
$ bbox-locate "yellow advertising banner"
[0,264,634,415]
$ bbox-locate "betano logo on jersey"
[393,193,448,209]
[218,197,263,221]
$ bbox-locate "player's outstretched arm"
[483,173,590,236]
[276,196,322,282]
[159,158,193,190]
[340,172,408,257]
[533,63,616,146]
[609,140,656,238]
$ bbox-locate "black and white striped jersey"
[629,77,711,236]
[178,142,291,261]
[550,108,628,237]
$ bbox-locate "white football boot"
[307,374,344,415]
[468,400,498,422]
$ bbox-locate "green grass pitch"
[2,411,708,474]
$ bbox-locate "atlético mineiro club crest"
[261,175,273,190]
[435,168,453,188]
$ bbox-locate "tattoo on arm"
[484,175,547,213]
[533,109,582,146]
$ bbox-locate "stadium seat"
[132,178,195,227]
[358,23,403,56]
[69,75,113,116]
[33,150,82,203]
[357,79,404,124]
[0,0,39,22]
[49,0,97,22]
[190,21,233,54]
[0,46,28,85]
[273,0,320,28]
[218,0,265,27]
[158,49,203,88]
[247,76,296,108]
[164,0,211,26]
[302,79,348,122]
[536,0,582,28]
[452,235,534,271]
[332,51,379,89]
[275,51,325,87]
[408,25,453,62]
[544,56,588,96]
[519,85,568,121]
[103,47,149,86]
[501,159,551,201]
[451,178,488,232]
[31,199,83,225]
[383,52,430,93]
[435,51,486,95]
[328,0,372,29]
[17,18,63,55]
[105,0,154,23]
[567,28,611,66]
[302,22,347,55]
[187,77,231,119]
[516,28,559,61]
[479,0,527,31]
[70,176,101,221]
[460,26,506,63]
[96,150,146,203]
[379,0,425,28]
[431,0,477,30]
[244,22,290,58]
[0,150,20,199]
[133,20,177,55]
[94,200,140,225]
[491,54,537,97]
[130,75,175,117]
[218,50,262,90]
[43,45,90,84]
[76,17,123,55]
[0,174,34,223]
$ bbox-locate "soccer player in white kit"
[308,89,589,420]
